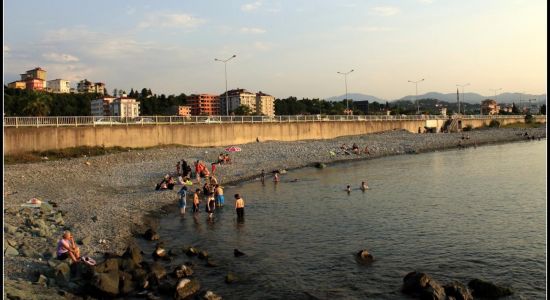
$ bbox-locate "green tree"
[540,104,546,115]
[22,94,52,116]
[512,102,520,114]
[233,105,253,115]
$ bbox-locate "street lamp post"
[456,83,470,115]
[337,69,354,111]
[215,54,237,115]
[408,78,425,114]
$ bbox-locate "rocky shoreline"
[3,126,546,299]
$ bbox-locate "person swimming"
[361,181,369,191]
[346,185,351,193]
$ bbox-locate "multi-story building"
[481,99,500,115]
[255,91,275,116]
[177,106,192,117]
[25,78,45,91]
[47,79,71,93]
[353,100,370,115]
[91,97,116,116]
[20,67,47,81]
[219,89,257,115]
[188,94,220,116]
[77,79,106,95]
[7,81,26,90]
[111,97,140,118]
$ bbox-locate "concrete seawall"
[3,117,545,155]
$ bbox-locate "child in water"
[361,181,369,191]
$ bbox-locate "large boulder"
[144,228,160,241]
[233,249,245,257]
[119,271,135,295]
[4,245,19,257]
[402,271,446,300]
[468,279,513,298]
[55,262,71,283]
[356,249,374,264]
[94,271,120,297]
[95,258,120,273]
[185,247,199,257]
[149,262,167,282]
[123,243,144,265]
[443,281,472,300]
[203,290,223,300]
[173,265,194,278]
[175,278,201,299]
[198,250,209,260]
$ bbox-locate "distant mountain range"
[327,92,547,105]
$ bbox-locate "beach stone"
[356,249,374,264]
[144,228,159,241]
[6,238,17,247]
[149,262,167,281]
[315,162,326,169]
[94,271,120,297]
[55,262,71,282]
[173,265,194,278]
[19,245,40,258]
[123,244,144,265]
[91,216,98,222]
[37,274,48,287]
[5,223,18,234]
[78,236,92,246]
[198,250,208,260]
[402,271,446,300]
[175,278,201,300]
[185,247,199,256]
[206,259,219,268]
[119,271,135,295]
[40,203,54,214]
[443,281,473,300]
[468,278,513,298]
[233,249,245,257]
[95,258,120,273]
[225,272,237,284]
[203,290,222,300]
[5,245,19,257]
[153,246,167,259]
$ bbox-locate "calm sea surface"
[138,140,546,299]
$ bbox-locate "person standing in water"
[207,192,216,220]
[346,185,351,193]
[274,172,280,183]
[260,169,265,184]
[178,186,188,215]
[235,194,245,220]
[193,189,201,213]
[215,184,224,207]
[360,181,369,191]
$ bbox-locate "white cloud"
[138,13,205,29]
[342,26,394,32]
[43,52,79,62]
[418,0,434,3]
[253,41,272,51]
[240,27,266,34]
[241,1,262,12]
[370,6,399,16]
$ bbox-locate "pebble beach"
[3,126,546,298]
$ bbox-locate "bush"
[463,125,473,131]
[524,114,534,124]
[488,119,500,128]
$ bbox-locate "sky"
[3,0,547,100]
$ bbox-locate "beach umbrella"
[224,146,241,152]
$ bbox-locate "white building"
[91,97,116,116]
[91,96,140,118]
[110,97,140,118]
[47,79,71,93]
[255,91,275,116]
[220,89,257,115]
[78,79,106,95]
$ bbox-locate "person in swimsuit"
[193,189,201,213]
[360,181,369,191]
[57,231,80,263]
[178,186,188,215]
[235,194,245,220]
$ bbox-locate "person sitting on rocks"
[364,146,371,155]
[57,230,80,263]
[340,143,348,150]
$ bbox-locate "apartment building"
[255,91,275,116]
[20,67,47,81]
[111,97,140,118]
[47,79,71,93]
[481,99,500,115]
[7,81,26,90]
[219,89,257,115]
[90,97,116,116]
[78,79,106,95]
[188,94,220,116]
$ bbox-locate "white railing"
[2,114,534,128]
